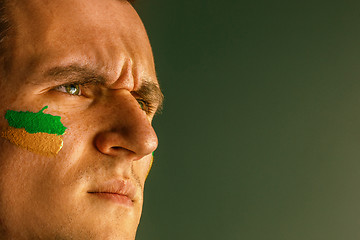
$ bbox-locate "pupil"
[66,84,79,95]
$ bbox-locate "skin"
[0,0,162,239]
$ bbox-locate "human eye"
[136,99,155,114]
[54,83,81,96]
[136,99,148,111]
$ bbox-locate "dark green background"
[134,1,360,239]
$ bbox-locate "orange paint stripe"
[146,154,154,179]
[1,126,63,156]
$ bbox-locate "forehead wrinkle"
[43,64,164,111]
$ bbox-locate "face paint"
[1,106,67,156]
[146,152,154,179]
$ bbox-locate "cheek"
[133,154,153,185]
[0,106,67,157]
[0,137,58,206]
[1,127,64,156]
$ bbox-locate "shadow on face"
[0,0,162,239]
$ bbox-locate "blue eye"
[55,84,81,95]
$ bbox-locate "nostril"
[94,132,122,155]
[94,120,157,157]
[111,146,122,150]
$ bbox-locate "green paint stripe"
[5,106,67,135]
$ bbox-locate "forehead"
[8,0,156,88]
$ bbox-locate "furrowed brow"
[45,65,106,85]
[136,81,164,113]
[45,64,164,112]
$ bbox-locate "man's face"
[0,0,162,239]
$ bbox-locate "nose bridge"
[116,93,158,152]
[95,91,158,158]
[110,58,135,91]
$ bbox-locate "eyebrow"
[45,64,164,113]
[137,80,164,113]
[45,65,106,85]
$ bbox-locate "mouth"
[88,180,137,207]
[88,192,134,206]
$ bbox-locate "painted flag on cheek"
[1,106,67,156]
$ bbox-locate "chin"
[56,207,141,240]
[41,217,139,240]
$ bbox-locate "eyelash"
[53,83,155,114]
[54,83,82,96]
[136,99,156,114]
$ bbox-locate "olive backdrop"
[134,1,360,239]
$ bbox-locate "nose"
[94,91,158,159]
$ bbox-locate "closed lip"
[88,179,137,204]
